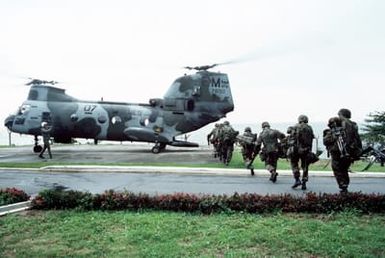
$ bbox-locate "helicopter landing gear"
[151,142,166,154]
[33,135,43,153]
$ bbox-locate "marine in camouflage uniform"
[207,123,221,158]
[237,127,258,175]
[219,121,238,166]
[255,122,285,182]
[39,122,52,159]
[287,115,315,190]
[240,127,257,164]
[323,109,362,193]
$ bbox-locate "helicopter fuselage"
[4,70,234,152]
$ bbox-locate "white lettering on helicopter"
[84,105,97,114]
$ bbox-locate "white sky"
[1,0,384,133]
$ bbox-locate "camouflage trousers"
[289,153,310,182]
[264,151,279,173]
[241,145,254,162]
[222,142,234,165]
[331,156,352,190]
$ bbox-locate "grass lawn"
[1,210,385,257]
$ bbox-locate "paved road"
[1,145,384,196]
[1,169,385,196]
[0,144,216,164]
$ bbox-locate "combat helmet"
[298,115,309,123]
[338,108,351,119]
[223,121,230,126]
[261,121,270,129]
[244,127,251,132]
[328,117,342,128]
[287,126,294,134]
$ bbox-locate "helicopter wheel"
[151,146,161,154]
[33,145,43,153]
[152,142,166,154]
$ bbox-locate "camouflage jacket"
[293,122,314,154]
[207,127,219,142]
[256,128,285,153]
[323,117,362,159]
[220,125,238,142]
[239,131,257,147]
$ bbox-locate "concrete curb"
[0,200,32,216]
[37,165,385,178]
[0,165,384,178]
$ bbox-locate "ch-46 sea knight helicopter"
[4,64,234,154]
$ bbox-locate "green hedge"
[32,189,385,214]
[0,188,30,206]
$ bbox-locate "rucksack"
[342,119,363,160]
[294,123,314,154]
[222,125,238,142]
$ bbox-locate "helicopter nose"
[4,115,15,130]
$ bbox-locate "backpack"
[295,123,314,155]
[342,119,363,160]
[222,125,238,143]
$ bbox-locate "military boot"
[301,180,307,190]
[340,187,348,194]
[270,171,278,183]
[292,178,302,189]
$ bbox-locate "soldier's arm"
[323,129,334,147]
[276,130,286,140]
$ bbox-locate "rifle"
[236,134,259,175]
[331,127,349,158]
[362,147,385,171]
[246,144,261,176]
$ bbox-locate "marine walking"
[207,109,365,193]
[254,122,286,183]
[286,115,315,190]
[39,121,53,159]
[323,109,363,193]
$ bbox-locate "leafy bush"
[31,189,385,214]
[0,188,30,206]
[32,189,93,210]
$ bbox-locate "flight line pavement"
[1,165,384,178]
[0,144,384,178]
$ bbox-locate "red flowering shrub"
[31,189,385,214]
[0,188,30,206]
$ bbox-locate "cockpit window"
[18,104,31,115]
[28,90,38,100]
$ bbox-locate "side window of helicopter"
[28,90,38,100]
[111,116,122,124]
[202,76,210,87]
[70,114,79,122]
[18,104,31,115]
[186,99,195,111]
[192,86,201,96]
[98,115,107,124]
[140,118,150,126]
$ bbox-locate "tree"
[361,111,385,148]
